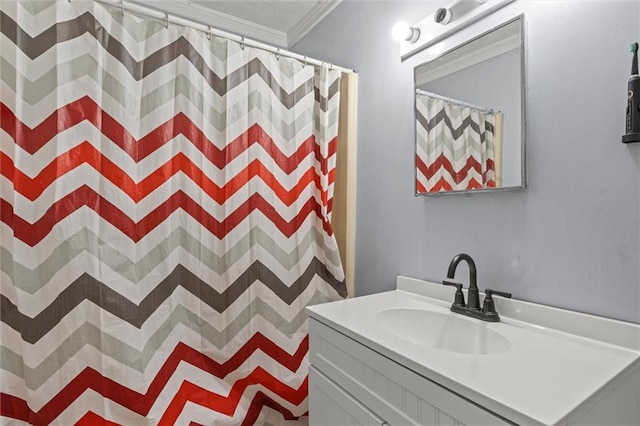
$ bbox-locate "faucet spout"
[446,253,480,310]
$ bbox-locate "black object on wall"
[623,42,640,144]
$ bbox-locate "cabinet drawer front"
[310,319,512,426]
[309,366,387,426]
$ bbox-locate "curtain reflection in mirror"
[416,92,504,193]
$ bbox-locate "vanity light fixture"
[392,21,420,43]
[399,0,515,60]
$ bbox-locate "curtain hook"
[164,12,169,29]
[206,25,211,40]
[275,48,280,61]
[240,35,245,50]
[329,63,334,70]
[120,0,125,16]
[302,55,307,68]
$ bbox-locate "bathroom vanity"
[306,277,640,425]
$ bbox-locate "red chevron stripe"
[71,389,301,425]
[158,369,307,425]
[0,186,333,246]
[428,176,484,192]
[0,98,336,174]
[0,334,308,425]
[416,154,494,191]
[430,176,453,192]
[1,143,335,204]
[416,153,482,184]
[75,411,121,426]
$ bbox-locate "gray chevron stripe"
[1,226,341,294]
[313,79,341,113]
[0,55,138,107]
[1,55,316,135]
[1,258,347,343]
[417,129,482,163]
[416,107,487,141]
[1,291,329,389]
[417,130,478,163]
[0,11,319,107]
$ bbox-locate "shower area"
[0,1,356,424]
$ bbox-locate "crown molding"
[135,0,289,47]
[287,1,341,47]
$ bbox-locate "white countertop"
[306,277,640,426]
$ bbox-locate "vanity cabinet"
[309,319,509,426]
[307,277,640,426]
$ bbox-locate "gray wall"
[293,1,640,323]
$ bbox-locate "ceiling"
[145,0,341,48]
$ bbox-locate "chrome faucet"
[442,253,512,322]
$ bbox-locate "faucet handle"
[442,280,466,307]
[482,289,512,314]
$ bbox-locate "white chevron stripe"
[6,239,322,309]
[2,255,334,321]
[146,359,308,424]
[3,171,322,223]
[2,298,312,378]
[1,276,329,358]
[174,390,307,426]
[0,209,335,268]
[1,88,315,153]
[1,5,229,73]
[0,128,329,187]
[417,138,486,172]
[0,155,324,215]
[46,390,152,426]
[5,316,307,403]
[6,330,308,413]
[1,69,317,146]
[0,25,310,98]
[2,226,338,286]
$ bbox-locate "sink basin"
[375,308,510,355]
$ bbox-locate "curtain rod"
[91,0,355,74]
[416,89,495,114]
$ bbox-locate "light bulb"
[391,22,420,43]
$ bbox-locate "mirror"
[414,16,525,195]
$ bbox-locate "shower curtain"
[0,1,347,424]
[416,93,498,193]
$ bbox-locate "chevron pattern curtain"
[416,94,497,193]
[0,1,347,424]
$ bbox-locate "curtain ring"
[329,63,334,70]
[120,0,125,16]
[240,35,245,50]
[206,25,211,40]
[275,48,280,61]
[164,12,169,29]
[302,55,307,68]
